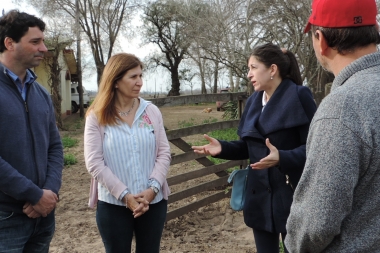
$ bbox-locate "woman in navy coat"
[193,43,316,253]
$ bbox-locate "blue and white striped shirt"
[98,99,163,206]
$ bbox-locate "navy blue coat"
[219,79,316,233]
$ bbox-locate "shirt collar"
[262,91,268,107]
[5,68,37,85]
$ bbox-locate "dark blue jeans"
[0,210,55,253]
[96,199,167,253]
[253,229,289,253]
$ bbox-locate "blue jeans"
[96,199,167,253]
[0,210,55,253]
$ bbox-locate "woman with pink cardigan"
[84,53,171,253]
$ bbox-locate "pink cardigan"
[84,103,171,208]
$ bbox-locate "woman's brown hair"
[249,43,303,85]
[86,53,143,125]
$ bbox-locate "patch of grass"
[75,118,84,129]
[209,128,238,142]
[201,117,218,124]
[64,153,77,166]
[188,127,238,151]
[178,118,195,128]
[177,116,219,129]
[208,156,228,165]
[201,127,240,166]
[62,136,79,148]
[187,140,207,147]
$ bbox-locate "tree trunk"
[229,69,234,91]
[96,62,105,87]
[49,52,63,129]
[234,76,240,92]
[213,60,219,93]
[167,68,181,96]
[198,60,207,94]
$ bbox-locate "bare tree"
[179,67,196,95]
[22,0,138,86]
[180,0,259,93]
[43,28,73,129]
[142,0,192,96]
[248,0,333,103]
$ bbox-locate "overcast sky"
[1,1,173,93]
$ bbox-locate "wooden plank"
[147,92,247,107]
[171,151,207,165]
[167,160,244,186]
[170,138,215,167]
[166,191,231,222]
[166,120,240,140]
[170,138,192,152]
[168,176,229,204]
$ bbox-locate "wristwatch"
[150,186,159,195]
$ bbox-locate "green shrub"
[222,101,239,120]
[64,153,77,166]
[62,136,78,148]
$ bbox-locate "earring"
[270,76,273,80]
[115,85,118,88]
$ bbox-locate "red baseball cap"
[304,0,378,33]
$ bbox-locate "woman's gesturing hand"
[250,138,280,169]
[192,134,222,156]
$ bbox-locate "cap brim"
[304,22,311,33]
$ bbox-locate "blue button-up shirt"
[5,69,36,101]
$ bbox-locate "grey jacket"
[285,52,380,252]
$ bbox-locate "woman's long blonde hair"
[86,53,143,125]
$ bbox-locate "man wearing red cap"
[285,0,380,252]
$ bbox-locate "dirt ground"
[50,103,256,253]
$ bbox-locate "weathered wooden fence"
[148,92,248,221]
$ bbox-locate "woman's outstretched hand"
[250,138,279,169]
[192,134,222,156]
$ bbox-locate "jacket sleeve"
[147,105,171,186]
[277,86,316,175]
[42,99,64,195]
[0,158,43,204]
[217,139,249,160]
[285,118,362,252]
[84,112,127,199]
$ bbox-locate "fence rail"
[147,93,248,222]
[148,92,246,107]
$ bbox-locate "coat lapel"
[238,79,310,138]
[258,79,310,135]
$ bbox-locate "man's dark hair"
[0,10,46,53]
[311,25,380,55]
